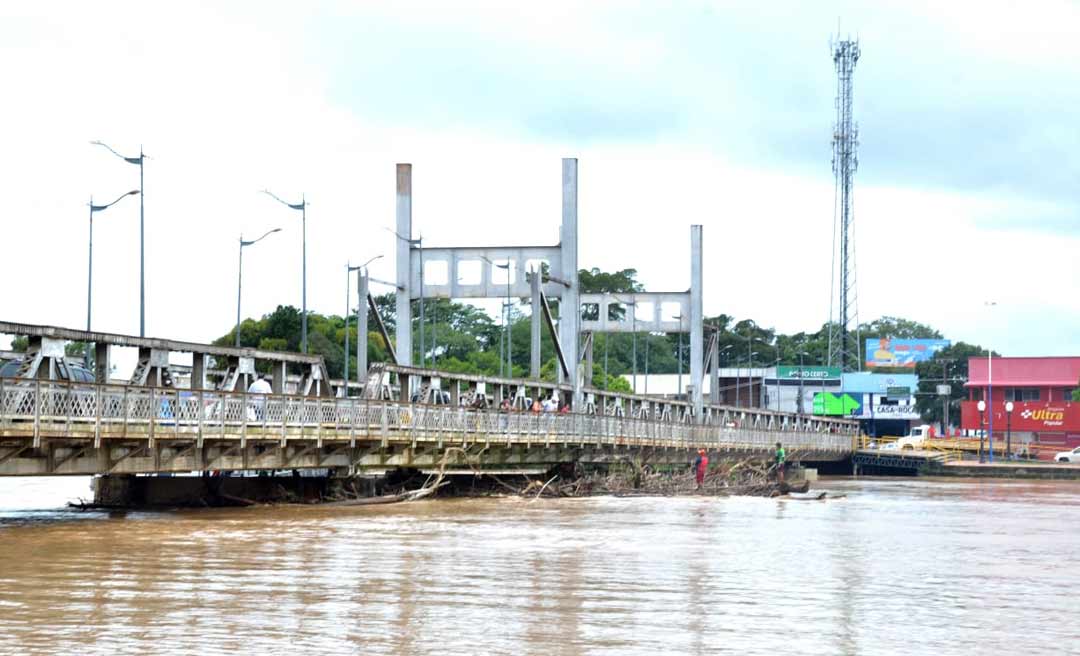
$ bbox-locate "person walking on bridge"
[774,442,786,483]
[693,449,708,489]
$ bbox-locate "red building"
[960,356,1080,458]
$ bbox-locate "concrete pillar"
[357,270,369,385]
[94,343,110,384]
[530,269,541,379]
[395,163,413,366]
[690,225,704,420]
[270,361,287,394]
[560,158,581,407]
[192,353,208,390]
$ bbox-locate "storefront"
[799,370,920,435]
[961,356,1080,458]
[761,366,842,414]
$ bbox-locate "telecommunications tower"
[828,37,861,371]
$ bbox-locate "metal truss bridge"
[0,322,855,477]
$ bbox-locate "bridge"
[0,323,855,477]
[1,157,859,480]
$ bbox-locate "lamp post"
[344,255,383,391]
[236,228,282,347]
[796,350,810,418]
[263,190,308,352]
[481,256,512,378]
[977,399,987,463]
[984,301,997,462]
[1005,401,1014,460]
[86,190,140,368]
[719,344,733,404]
[747,350,758,407]
[772,355,782,412]
[90,141,146,336]
[387,228,424,367]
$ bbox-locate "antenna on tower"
[827,34,861,372]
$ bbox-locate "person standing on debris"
[693,448,708,489]
[774,442,786,482]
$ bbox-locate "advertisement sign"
[865,338,950,368]
[777,366,841,380]
[960,401,1080,432]
[813,392,862,416]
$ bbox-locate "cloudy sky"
[2,0,1078,358]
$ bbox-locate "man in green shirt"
[775,442,786,483]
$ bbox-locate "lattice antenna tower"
[827,36,861,372]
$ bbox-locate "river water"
[1,476,1078,655]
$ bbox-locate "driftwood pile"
[485,457,807,500]
[322,453,807,505]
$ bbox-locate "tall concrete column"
[559,158,581,406]
[530,269,541,378]
[357,270,369,385]
[395,164,413,367]
[690,225,704,419]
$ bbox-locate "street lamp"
[235,228,282,347]
[719,344,734,404]
[615,295,639,391]
[747,350,758,407]
[85,190,140,368]
[984,301,998,462]
[977,399,987,463]
[263,190,308,353]
[1005,400,1014,460]
[796,350,810,417]
[386,227,424,367]
[91,141,146,336]
[481,256,512,378]
[345,255,383,389]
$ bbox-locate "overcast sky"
[2,0,1078,358]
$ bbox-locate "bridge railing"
[0,378,853,453]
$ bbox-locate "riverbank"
[933,460,1080,479]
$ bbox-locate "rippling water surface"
[1,476,1079,655]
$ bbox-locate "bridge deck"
[0,379,854,476]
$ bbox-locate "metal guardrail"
[0,378,853,454]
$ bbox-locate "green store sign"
[777,366,842,380]
[813,392,862,416]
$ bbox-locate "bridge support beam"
[560,158,581,407]
[395,163,413,367]
[690,225,704,420]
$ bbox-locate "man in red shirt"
[694,449,708,489]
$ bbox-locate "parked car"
[1055,447,1080,463]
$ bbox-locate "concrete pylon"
[560,158,581,407]
[395,164,412,367]
[690,225,704,419]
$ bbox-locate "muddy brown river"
[1,476,1078,655]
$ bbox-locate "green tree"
[915,342,996,428]
[1072,380,1080,402]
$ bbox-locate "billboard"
[812,392,862,416]
[865,338,950,369]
